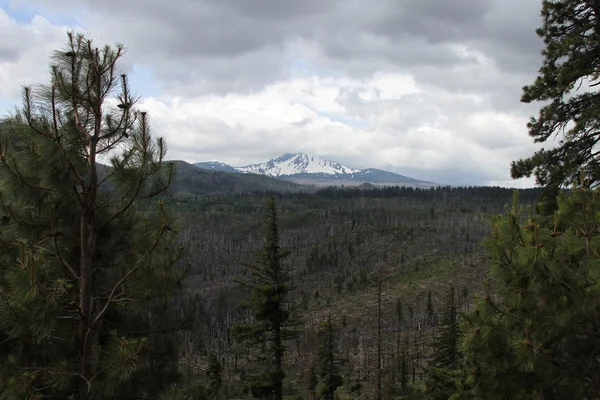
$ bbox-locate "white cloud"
[132,73,540,187]
[0,0,547,187]
[0,9,71,101]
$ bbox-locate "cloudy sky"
[0,0,546,187]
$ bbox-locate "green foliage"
[314,317,343,400]
[512,0,600,188]
[159,382,208,400]
[423,287,467,400]
[431,287,459,369]
[206,354,223,399]
[401,335,411,389]
[244,371,286,399]
[307,363,318,397]
[0,32,185,399]
[459,189,600,399]
[423,367,467,400]
[232,196,299,399]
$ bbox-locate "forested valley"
[163,184,542,398]
[3,0,600,399]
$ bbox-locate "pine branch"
[98,159,170,231]
[92,227,166,326]
[31,244,77,280]
[49,212,78,280]
[96,148,135,190]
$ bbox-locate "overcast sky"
[0,0,546,187]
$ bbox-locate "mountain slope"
[194,161,239,173]
[169,160,305,196]
[237,152,360,176]
[349,168,425,184]
[195,153,436,187]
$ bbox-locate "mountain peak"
[276,152,304,161]
[237,153,360,177]
[194,153,436,187]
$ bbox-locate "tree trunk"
[275,322,283,400]
[376,275,382,400]
[78,214,98,400]
[78,104,100,400]
[78,216,92,400]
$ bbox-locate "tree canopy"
[0,32,186,399]
[512,0,600,189]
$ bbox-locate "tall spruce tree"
[375,271,383,400]
[314,317,343,400]
[458,190,600,399]
[511,0,600,190]
[432,287,459,370]
[232,196,299,400]
[424,286,466,400]
[0,32,184,399]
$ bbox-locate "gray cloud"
[0,0,548,187]
[370,0,493,44]
[0,45,19,62]
[37,0,544,97]
[390,165,497,187]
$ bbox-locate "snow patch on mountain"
[236,152,360,177]
[201,161,230,169]
[193,152,438,187]
[194,161,239,173]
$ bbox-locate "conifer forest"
[2,0,600,399]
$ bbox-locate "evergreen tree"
[0,32,185,399]
[232,196,299,400]
[395,298,403,359]
[375,271,383,400]
[423,287,464,400]
[426,290,434,327]
[314,317,343,400]
[385,333,410,398]
[459,189,600,399]
[511,0,600,189]
[423,367,467,400]
[432,287,459,369]
[396,298,403,328]
[206,354,223,399]
[306,363,317,399]
[398,334,410,393]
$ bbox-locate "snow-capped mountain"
[194,161,239,173]
[194,153,437,188]
[236,152,360,177]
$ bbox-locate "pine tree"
[307,363,317,399]
[395,298,403,364]
[314,317,343,400]
[432,287,459,369]
[375,271,383,400]
[232,196,299,400]
[424,287,465,400]
[423,367,467,400]
[426,290,435,327]
[0,32,185,399]
[459,189,600,399]
[511,0,600,189]
[398,334,409,392]
[206,354,223,399]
